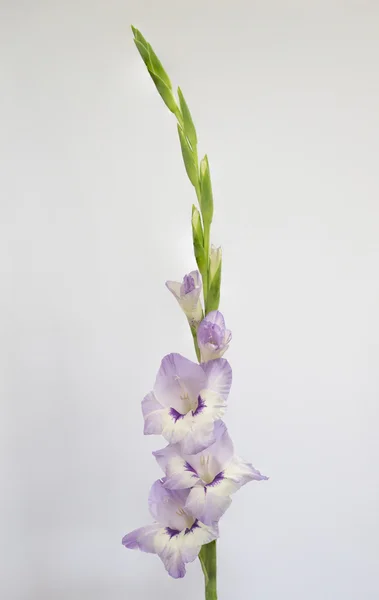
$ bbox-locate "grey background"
[1,1,379,599]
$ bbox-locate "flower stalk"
[127,25,268,597]
[199,541,218,600]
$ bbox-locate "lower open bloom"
[153,421,268,525]
[122,479,218,578]
[142,353,232,454]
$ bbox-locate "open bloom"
[142,353,232,454]
[153,421,267,525]
[197,310,232,362]
[122,479,218,578]
[166,271,203,325]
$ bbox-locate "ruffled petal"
[217,457,268,495]
[142,392,166,435]
[154,530,187,579]
[179,521,219,563]
[154,520,218,578]
[122,524,160,554]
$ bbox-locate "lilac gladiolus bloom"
[122,479,218,578]
[197,310,232,362]
[142,353,232,454]
[166,270,203,325]
[153,421,267,525]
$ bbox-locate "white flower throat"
[199,454,214,484]
[176,506,195,529]
[174,375,197,412]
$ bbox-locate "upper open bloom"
[142,353,232,454]
[122,479,218,578]
[153,421,267,525]
[197,311,232,362]
[166,271,203,325]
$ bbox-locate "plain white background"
[1,1,379,599]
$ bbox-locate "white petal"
[155,530,187,579]
[161,410,194,445]
[198,389,227,421]
[165,280,181,301]
[179,521,219,563]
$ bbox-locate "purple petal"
[154,353,206,413]
[181,274,195,295]
[178,417,216,455]
[122,524,160,554]
[201,358,232,400]
[185,486,232,526]
[185,421,234,481]
[148,480,191,531]
[204,310,225,329]
[142,392,165,435]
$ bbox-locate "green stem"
[190,321,201,362]
[203,220,211,312]
[199,541,217,600]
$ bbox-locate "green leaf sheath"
[199,541,218,600]
[178,125,199,187]
[192,205,206,275]
[178,87,197,149]
[199,155,214,225]
[207,261,222,312]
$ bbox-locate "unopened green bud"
[199,155,213,224]
[178,126,199,187]
[207,244,222,312]
[178,87,197,149]
[192,205,206,274]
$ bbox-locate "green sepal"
[207,260,221,313]
[149,71,178,113]
[192,205,206,274]
[200,155,214,224]
[178,125,199,187]
[178,87,197,149]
